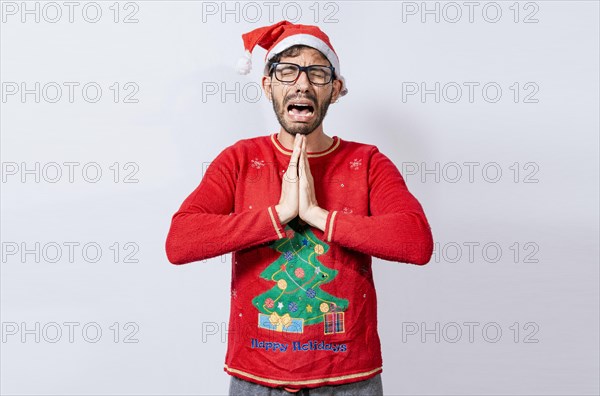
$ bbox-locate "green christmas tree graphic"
[252,218,349,332]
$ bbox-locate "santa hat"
[236,20,348,97]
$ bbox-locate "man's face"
[263,47,342,136]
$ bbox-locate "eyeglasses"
[269,62,336,85]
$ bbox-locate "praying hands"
[275,134,329,231]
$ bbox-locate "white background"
[1,1,598,395]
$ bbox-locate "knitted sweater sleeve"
[322,147,434,265]
[165,144,286,264]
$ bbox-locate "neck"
[277,127,333,152]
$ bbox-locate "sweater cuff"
[322,210,338,243]
[267,205,286,240]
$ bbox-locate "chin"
[281,117,321,136]
[284,126,318,136]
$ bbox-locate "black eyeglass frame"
[268,62,337,86]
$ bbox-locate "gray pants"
[229,373,384,396]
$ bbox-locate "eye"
[278,65,297,76]
[310,70,326,78]
[308,67,331,83]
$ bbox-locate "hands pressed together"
[274,134,329,232]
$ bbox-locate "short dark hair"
[264,44,332,76]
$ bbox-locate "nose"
[294,69,311,92]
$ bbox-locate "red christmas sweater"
[165,133,433,390]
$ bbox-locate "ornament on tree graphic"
[253,218,348,334]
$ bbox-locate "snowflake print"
[349,158,362,170]
[342,206,353,214]
[250,158,265,169]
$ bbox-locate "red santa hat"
[236,20,348,97]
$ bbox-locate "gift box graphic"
[324,311,345,335]
[258,312,304,333]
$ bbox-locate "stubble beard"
[272,90,333,136]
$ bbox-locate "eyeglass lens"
[274,64,332,84]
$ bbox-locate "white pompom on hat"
[236,20,348,97]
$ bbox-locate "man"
[165,20,433,395]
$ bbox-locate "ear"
[331,79,343,104]
[262,75,272,101]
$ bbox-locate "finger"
[302,138,310,176]
[298,139,305,177]
[292,134,302,160]
[288,134,302,176]
[303,143,312,178]
[301,141,310,183]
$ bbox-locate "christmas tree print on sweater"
[252,217,348,335]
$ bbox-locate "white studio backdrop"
[1,1,598,395]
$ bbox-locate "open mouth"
[287,102,315,121]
